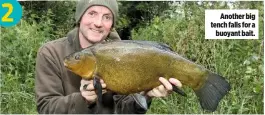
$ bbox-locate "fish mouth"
[63,62,70,69]
[63,61,74,70]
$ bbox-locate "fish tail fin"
[195,72,231,112]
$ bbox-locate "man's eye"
[88,12,96,17]
[105,16,110,20]
[103,15,112,20]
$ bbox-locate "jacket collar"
[67,27,82,52]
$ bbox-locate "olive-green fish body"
[91,42,207,94]
[64,40,231,112]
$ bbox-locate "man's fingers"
[84,94,97,101]
[152,85,169,97]
[82,83,107,90]
[151,88,161,97]
[169,78,182,88]
[159,77,173,91]
[158,85,166,93]
[82,89,107,95]
[80,78,108,103]
[81,80,107,91]
[82,90,96,96]
[81,79,93,84]
[145,77,183,98]
[157,85,169,96]
[101,83,106,88]
[84,83,95,90]
[100,79,105,84]
[169,78,186,96]
[102,89,107,94]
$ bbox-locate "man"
[35,0,182,114]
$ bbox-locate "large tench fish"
[64,40,231,112]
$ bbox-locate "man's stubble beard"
[80,29,109,44]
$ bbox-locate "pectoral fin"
[93,76,102,113]
[171,83,187,97]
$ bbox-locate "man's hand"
[80,78,107,104]
[143,77,182,98]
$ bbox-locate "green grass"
[0,2,264,114]
[1,73,37,113]
[1,20,52,114]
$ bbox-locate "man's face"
[79,6,113,44]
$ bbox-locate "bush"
[0,19,53,113]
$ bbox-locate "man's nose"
[94,17,103,27]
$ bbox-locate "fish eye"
[75,55,80,60]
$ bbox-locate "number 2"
[2,3,13,22]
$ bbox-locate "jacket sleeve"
[35,46,90,114]
[113,94,152,114]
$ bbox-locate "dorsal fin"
[122,40,174,51]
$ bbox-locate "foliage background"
[0,0,263,114]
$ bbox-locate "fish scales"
[64,40,231,112]
[75,41,207,94]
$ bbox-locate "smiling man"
[78,5,114,47]
[35,0,182,114]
